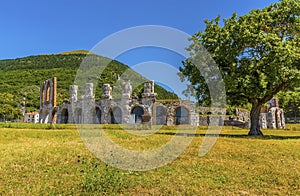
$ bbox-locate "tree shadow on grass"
[156,132,300,140]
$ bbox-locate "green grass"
[0,123,299,195]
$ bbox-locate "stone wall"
[39,77,57,124]
[40,78,284,129]
[223,119,249,128]
[235,108,250,122]
[198,116,224,126]
[51,80,199,126]
[260,107,285,129]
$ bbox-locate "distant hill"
[59,50,95,55]
[0,51,177,120]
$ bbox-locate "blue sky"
[1,0,278,62]
[1,0,279,99]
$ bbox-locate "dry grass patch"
[0,123,299,195]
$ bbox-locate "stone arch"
[110,107,122,124]
[93,107,102,124]
[43,110,50,124]
[74,108,82,124]
[51,107,57,124]
[61,108,69,124]
[175,106,190,125]
[39,77,57,124]
[131,106,144,123]
[156,105,167,125]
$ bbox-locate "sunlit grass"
[0,123,299,195]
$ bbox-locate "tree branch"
[261,80,290,104]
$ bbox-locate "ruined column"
[102,84,112,99]
[260,113,268,129]
[141,81,157,126]
[166,105,175,126]
[121,80,132,124]
[275,108,283,129]
[68,85,78,124]
[280,109,286,129]
[39,77,57,124]
[152,101,157,125]
[52,77,57,107]
[83,83,94,124]
[121,81,132,124]
[267,108,277,129]
[101,84,112,123]
[70,85,78,102]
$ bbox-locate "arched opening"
[61,108,68,124]
[46,82,51,103]
[43,111,49,124]
[74,108,82,124]
[110,107,122,124]
[51,108,57,124]
[156,106,167,125]
[175,107,190,125]
[94,107,101,124]
[131,106,144,123]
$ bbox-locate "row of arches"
[60,105,190,125]
[60,107,122,124]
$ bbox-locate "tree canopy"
[180,0,300,135]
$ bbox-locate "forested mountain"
[0,50,177,120]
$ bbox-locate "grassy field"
[0,123,299,195]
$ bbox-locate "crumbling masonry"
[39,78,285,129]
[260,97,285,129]
[39,78,199,126]
[39,77,57,124]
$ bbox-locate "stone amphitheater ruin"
[39,77,285,129]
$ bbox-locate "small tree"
[180,0,300,135]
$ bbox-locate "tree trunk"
[248,102,264,136]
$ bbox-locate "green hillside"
[59,50,95,55]
[0,52,177,120]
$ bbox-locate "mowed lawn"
[0,123,299,195]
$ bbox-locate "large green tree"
[180,0,300,135]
